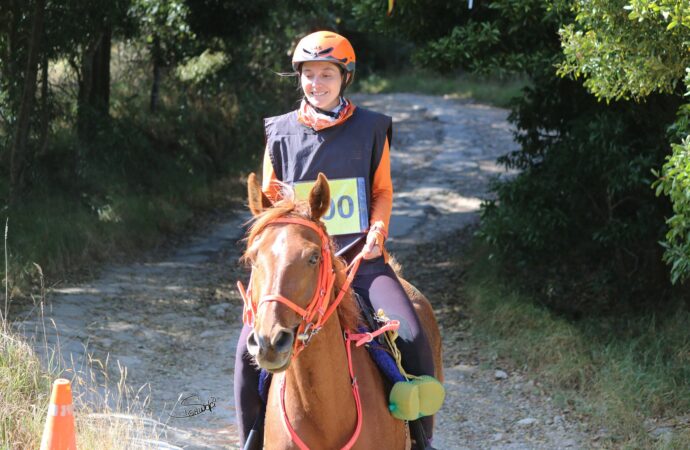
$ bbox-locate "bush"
[478,72,683,313]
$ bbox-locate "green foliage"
[416,1,571,76]
[627,0,690,30]
[480,78,679,312]
[130,0,198,67]
[654,134,690,284]
[559,0,690,283]
[559,0,689,101]
[349,0,570,76]
[349,0,470,43]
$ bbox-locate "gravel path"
[17,93,589,449]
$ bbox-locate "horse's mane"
[243,195,361,332]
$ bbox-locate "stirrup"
[243,429,263,450]
[388,375,445,421]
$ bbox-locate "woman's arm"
[261,144,281,202]
[364,137,392,257]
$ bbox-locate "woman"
[234,31,440,450]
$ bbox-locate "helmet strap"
[340,72,350,95]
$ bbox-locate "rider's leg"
[352,256,436,441]
[234,323,263,449]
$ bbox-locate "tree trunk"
[4,0,22,111]
[150,34,162,113]
[92,25,111,115]
[9,0,45,201]
[77,25,111,142]
[77,35,99,141]
[37,54,49,156]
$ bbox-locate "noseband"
[237,216,362,357]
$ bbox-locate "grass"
[353,70,528,108]
[1,256,187,450]
[465,246,690,448]
[0,321,180,449]
[0,329,51,448]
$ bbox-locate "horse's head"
[240,172,355,373]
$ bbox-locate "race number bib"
[294,177,369,236]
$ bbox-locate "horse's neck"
[284,313,356,420]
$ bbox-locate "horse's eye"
[308,253,320,266]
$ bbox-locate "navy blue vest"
[264,107,393,255]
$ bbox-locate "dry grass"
[1,310,189,449]
[1,245,180,449]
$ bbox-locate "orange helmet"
[292,31,356,87]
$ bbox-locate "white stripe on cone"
[47,404,74,417]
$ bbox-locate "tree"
[9,0,45,201]
[131,0,196,113]
[559,0,690,284]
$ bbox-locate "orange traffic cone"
[40,378,77,450]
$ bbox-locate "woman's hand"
[362,228,384,260]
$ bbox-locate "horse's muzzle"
[246,328,295,372]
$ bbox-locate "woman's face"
[300,61,343,111]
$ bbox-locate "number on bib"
[294,177,369,236]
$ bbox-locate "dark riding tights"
[234,256,436,447]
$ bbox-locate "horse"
[238,172,443,449]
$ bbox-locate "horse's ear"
[309,173,331,220]
[247,172,273,216]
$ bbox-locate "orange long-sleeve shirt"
[261,137,393,236]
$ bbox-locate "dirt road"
[18,93,587,449]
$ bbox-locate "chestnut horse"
[239,173,443,449]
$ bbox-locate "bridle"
[236,215,367,450]
[237,216,363,358]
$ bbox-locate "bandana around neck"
[297,97,356,131]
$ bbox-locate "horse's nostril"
[247,331,260,355]
[272,330,294,353]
